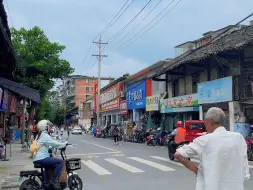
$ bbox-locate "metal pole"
[97,37,102,127]
[21,99,26,144]
[92,36,108,127]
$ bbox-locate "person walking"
[113,125,120,145]
[174,107,250,190]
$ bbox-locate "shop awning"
[0,77,40,103]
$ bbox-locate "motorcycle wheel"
[68,174,83,190]
[20,179,40,190]
[169,152,174,160]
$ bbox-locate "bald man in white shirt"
[175,107,250,190]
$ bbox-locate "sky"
[3,0,253,82]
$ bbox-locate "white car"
[71,126,82,135]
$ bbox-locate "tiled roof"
[154,25,253,77]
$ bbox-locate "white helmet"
[37,120,53,132]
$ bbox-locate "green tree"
[11,26,74,120]
[11,26,74,97]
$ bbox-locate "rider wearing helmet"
[32,120,67,189]
[168,121,186,154]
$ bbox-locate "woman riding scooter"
[32,120,67,190]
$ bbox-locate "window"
[86,87,90,92]
[85,79,89,84]
[91,87,94,92]
[188,124,205,130]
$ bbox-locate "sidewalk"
[0,143,33,189]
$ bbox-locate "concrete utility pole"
[92,36,108,127]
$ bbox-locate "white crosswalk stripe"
[150,156,183,166]
[82,160,112,175]
[128,157,175,171]
[79,156,253,176]
[105,158,144,173]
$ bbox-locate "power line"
[108,0,163,52]
[83,44,92,65]
[112,0,180,53]
[107,0,152,43]
[93,0,131,41]
[100,12,253,107]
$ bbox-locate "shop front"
[127,80,146,124]
[197,76,233,131]
[160,93,199,131]
[146,94,161,129]
[100,83,120,126]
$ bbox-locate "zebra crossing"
[74,156,253,176]
[75,156,187,176]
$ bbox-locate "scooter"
[167,136,190,161]
[19,133,83,190]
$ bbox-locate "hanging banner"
[0,90,9,112]
[120,100,128,115]
[10,95,17,113]
[146,94,160,111]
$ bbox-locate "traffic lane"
[66,134,120,156]
[78,134,168,157]
[80,169,196,190]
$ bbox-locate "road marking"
[112,153,125,157]
[82,160,112,175]
[128,157,175,171]
[80,140,119,152]
[67,151,121,157]
[105,158,144,173]
[150,156,183,166]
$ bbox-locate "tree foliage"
[11,26,74,97]
[11,26,74,121]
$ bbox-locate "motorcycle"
[167,136,189,161]
[146,134,156,145]
[19,132,83,190]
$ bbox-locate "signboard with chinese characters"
[198,76,232,104]
[160,94,199,113]
[127,80,146,110]
[100,83,119,112]
[120,100,128,115]
[146,94,160,111]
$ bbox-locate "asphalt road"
[65,133,253,190]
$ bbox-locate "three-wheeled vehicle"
[168,120,206,160]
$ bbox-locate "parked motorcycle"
[19,133,82,190]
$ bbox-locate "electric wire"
[99,12,253,106]
[112,0,180,53]
[107,0,152,43]
[107,0,163,52]
[93,0,131,41]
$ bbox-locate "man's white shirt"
[177,127,250,190]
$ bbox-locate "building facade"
[152,22,253,136]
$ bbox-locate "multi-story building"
[58,75,114,124]
[152,21,253,135]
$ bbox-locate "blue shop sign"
[127,80,146,110]
[198,76,232,104]
[0,89,9,112]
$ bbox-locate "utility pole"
[92,36,108,127]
